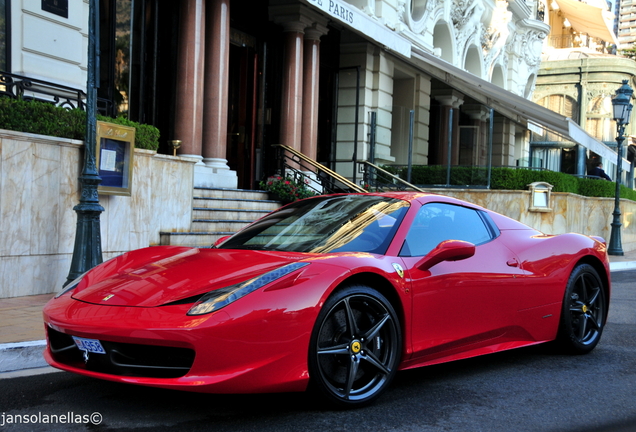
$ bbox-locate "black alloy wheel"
[558,263,607,354]
[308,285,401,407]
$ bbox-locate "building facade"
[2,0,581,191]
[618,0,636,49]
[535,0,636,183]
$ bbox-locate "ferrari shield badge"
[392,263,404,278]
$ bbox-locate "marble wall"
[0,130,196,298]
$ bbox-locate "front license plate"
[72,336,106,354]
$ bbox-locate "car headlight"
[187,262,310,316]
[55,271,89,298]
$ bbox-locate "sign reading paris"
[306,0,354,24]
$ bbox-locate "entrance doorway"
[227,33,258,189]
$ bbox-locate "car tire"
[557,263,607,354]
[308,285,401,408]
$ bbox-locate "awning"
[409,47,630,171]
[554,0,618,45]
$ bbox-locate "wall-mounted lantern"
[528,182,553,212]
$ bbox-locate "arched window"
[537,95,579,141]
[433,21,453,63]
[411,0,428,21]
[586,96,616,143]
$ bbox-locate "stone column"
[174,0,205,161]
[577,80,589,176]
[491,117,516,167]
[200,0,237,188]
[301,25,327,162]
[463,104,491,166]
[432,89,463,166]
[280,21,306,152]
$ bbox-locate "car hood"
[71,247,310,307]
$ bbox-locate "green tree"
[620,45,636,60]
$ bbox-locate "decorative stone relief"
[452,0,486,58]
[520,30,546,68]
[396,0,407,18]
[482,0,512,73]
[586,85,614,102]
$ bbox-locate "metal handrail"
[0,71,87,110]
[0,71,114,115]
[360,160,426,192]
[273,144,366,193]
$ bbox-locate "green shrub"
[490,168,579,193]
[577,177,616,198]
[0,97,85,139]
[0,97,159,150]
[383,164,636,202]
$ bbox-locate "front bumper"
[43,294,315,394]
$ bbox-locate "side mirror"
[213,235,231,247]
[415,240,475,271]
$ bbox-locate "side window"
[400,203,493,257]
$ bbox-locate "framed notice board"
[42,0,69,18]
[96,121,136,196]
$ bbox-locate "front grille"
[47,327,195,379]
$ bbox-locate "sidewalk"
[1,253,636,373]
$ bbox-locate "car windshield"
[218,195,409,254]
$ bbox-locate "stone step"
[191,219,253,232]
[159,187,282,247]
[159,232,233,248]
[192,207,270,221]
[194,187,271,201]
[192,197,281,211]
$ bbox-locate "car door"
[399,202,527,364]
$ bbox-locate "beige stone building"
[535,0,636,184]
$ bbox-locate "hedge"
[382,165,636,202]
[0,97,159,150]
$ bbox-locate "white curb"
[0,340,47,373]
[610,261,636,272]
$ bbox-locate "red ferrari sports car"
[43,192,610,407]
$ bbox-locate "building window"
[586,95,616,143]
[0,0,9,71]
[537,95,579,141]
[99,0,132,117]
[530,94,580,174]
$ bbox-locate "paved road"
[1,271,635,432]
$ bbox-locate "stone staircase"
[159,187,282,247]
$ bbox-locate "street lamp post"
[608,80,634,256]
[64,0,103,285]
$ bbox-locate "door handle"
[506,258,519,267]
